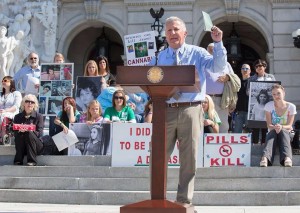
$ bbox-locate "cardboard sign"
[204,133,251,167]
[39,63,74,116]
[124,31,157,66]
[111,123,180,167]
[111,123,204,167]
[13,124,36,131]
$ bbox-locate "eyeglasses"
[2,79,10,83]
[241,68,250,71]
[114,96,124,100]
[255,64,264,68]
[25,100,35,104]
[30,57,38,60]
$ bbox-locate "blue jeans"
[233,111,248,133]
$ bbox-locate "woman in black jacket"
[13,94,43,166]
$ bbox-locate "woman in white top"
[260,84,296,167]
[0,76,22,140]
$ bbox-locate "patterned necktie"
[174,50,180,65]
[173,49,182,100]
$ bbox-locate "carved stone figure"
[0,26,10,80]
[8,30,31,76]
[8,14,23,37]
[0,13,13,26]
[21,10,31,37]
[34,0,57,62]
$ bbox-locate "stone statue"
[0,13,13,26]
[0,0,58,65]
[8,30,31,76]
[34,1,57,62]
[20,10,31,37]
[8,14,23,37]
[0,26,10,80]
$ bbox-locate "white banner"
[203,133,251,167]
[111,123,204,167]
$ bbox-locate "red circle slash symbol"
[219,145,232,157]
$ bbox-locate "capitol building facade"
[1,0,300,109]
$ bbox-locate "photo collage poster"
[39,63,74,116]
[247,81,281,128]
[68,123,112,156]
[75,76,103,112]
[124,31,157,66]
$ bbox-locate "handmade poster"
[247,81,280,128]
[124,31,157,66]
[68,123,112,156]
[75,76,102,112]
[204,133,251,167]
[111,123,204,167]
[39,63,74,116]
[13,124,36,131]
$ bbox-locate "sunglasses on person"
[25,100,35,104]
[255,64,265,68]
[2,79,10,83]
[114,96,124,100]
[30,57,38,60]
[241,68,250,71]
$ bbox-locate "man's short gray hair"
[165,16,187,31]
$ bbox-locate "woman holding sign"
[103,90,136,123]
[79,100,103,124]
[13,94,44,166]
[260,84,296,167]
[96,55,116,87]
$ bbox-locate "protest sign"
[68,123,112,156]
[111,123,204,167]
[204,133,251,167]
[39,63,74,116]
[124,31,157,66]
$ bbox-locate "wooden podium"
[116,65,200,213]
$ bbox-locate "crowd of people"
[0,15,297,212]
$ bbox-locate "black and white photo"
[75,76,102,112]
[69,123,112,156]
[248,81,281,128]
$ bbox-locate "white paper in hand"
[202,11,213,32]
[52,129,79,151]
[25,76,39,95]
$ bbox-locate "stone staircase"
[0,144,300,206]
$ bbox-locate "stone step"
[0,155,112,166]
[1,166,299,178]
[0,189,299,206]
[0,166,299,206]
[1,145,300,167]
[0,176,299,191]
